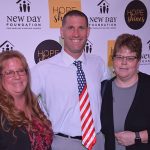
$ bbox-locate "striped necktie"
[73,61,96,150]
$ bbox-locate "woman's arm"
[115,130,148,146]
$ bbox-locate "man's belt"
[55,133,82,140]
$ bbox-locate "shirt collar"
[61,49,86,66]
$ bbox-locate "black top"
[0,116,52,150]
[101,72,150,150]
[0,125,31,150]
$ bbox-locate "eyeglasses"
[113,55,137,62]
[1,69,26,78]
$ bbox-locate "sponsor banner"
[88,0,118,30]
[34,40,62,64]
[124,0,147,30]
[141,40,150,65]
[107,40,115,68]
[0,0,149,74]
[4,0,43,30]
[49,0,81,28]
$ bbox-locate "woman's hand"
[115,131,135,146]
[115,130,148,146]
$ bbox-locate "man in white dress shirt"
[31,10,110,150]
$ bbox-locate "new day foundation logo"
[0,41,15,52]
[141,40,150,65]
[5,0,42,30]
[84,40,93,53]
[89,0,117,29]
[97,0,109,14]
[16,0,31,12]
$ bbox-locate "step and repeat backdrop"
[0,0,150,75]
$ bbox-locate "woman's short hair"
[112,33,142,60]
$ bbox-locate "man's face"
[60,15,90,59]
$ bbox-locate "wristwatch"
[135,132,141,144]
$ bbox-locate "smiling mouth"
[120,68,128,70]
[72,39,81,43]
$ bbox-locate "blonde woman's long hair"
[0,50,52,136]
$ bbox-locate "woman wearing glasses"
[101,33,150,150]
[0,50,53,150]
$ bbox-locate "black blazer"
[101,72,150,150]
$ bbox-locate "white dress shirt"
[31,50,110,136]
